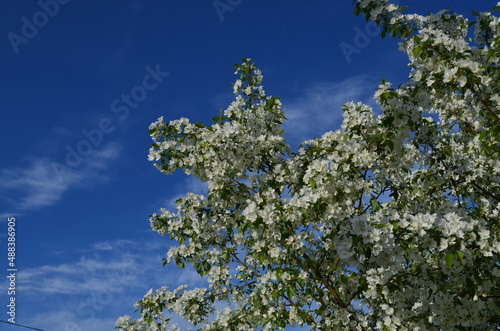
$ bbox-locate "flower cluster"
[117,3,500,328]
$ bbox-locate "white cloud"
[0,158,68,210]
[20,257,137,295]
[27,310,119,331]
[18,238,179,295]
[0,142,121,213]
[11,237,205,331]
[282,76,378,145]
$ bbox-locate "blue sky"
[0,1,493,330]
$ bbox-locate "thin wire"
[0,320,45,331]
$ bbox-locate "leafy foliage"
[117,2,500,330]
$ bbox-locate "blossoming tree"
[117,1,500,329]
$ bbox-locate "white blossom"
[119,4,500,329]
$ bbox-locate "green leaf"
[384,139,394,151]
[341,275,349,285]
[365,247,372,259]
[197,261,211,276]
[354,5,361,16]
[389,189,399,200]
[382,116,394,126]
[315,306,326,315]
[276,269,283,281]
[445,252,455,267]
[456,251,464,262]
[194,121,205,128]
[175,257,185,269]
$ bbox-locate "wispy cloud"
[18,238,190,295]
[0,142,121,213]
[11,237,204,331]
[28,311,118,331]
[282,76,378,146]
